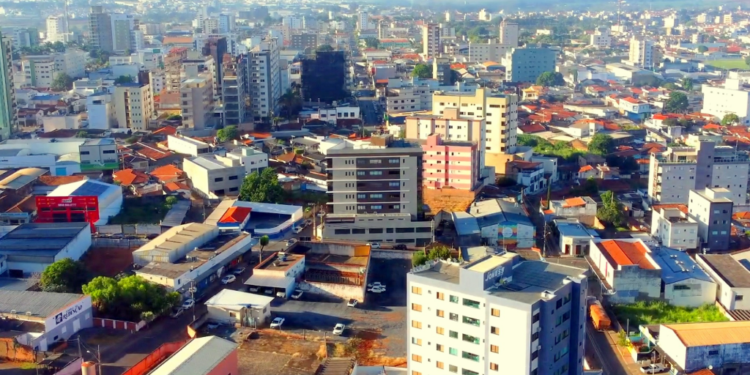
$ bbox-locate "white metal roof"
[244,274,295,289]
[148,336,236,375]
[205,289,274,310]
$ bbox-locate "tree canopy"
[114,75,135,84]
[40,259,90,293]
[412,63,431,79]
[681,77,694,91]
[239,168,285,203]
[51,73,74,91]
[536,71,565,87]
[588,134,614,156]
[83,275,180,321]
[519,134,584,161]
[697,45,708,53]
[217,125,239,142]
[721,113,740,126]
[597,191,625,227]
[412,245,453,267]
[363,37,379,48]
[664,92,689,113]
[316,44,334,52]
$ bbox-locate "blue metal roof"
[650,247,713,284]
[452,212,480,236]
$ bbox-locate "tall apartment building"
[422,134,480,191]
[358,12,371,30]
[245,38,281,121]
[688,188,733,251]
[202,18,220,34]
[114,82,154,131]
[222,54,248,126]
[723,13,734,25]
[111,14,142,53]
[501,47,556,83]
[322,135,432,246]
[88,6,113,53]
[407,252,588,375]
[702,78,750,126]
[12,28,39,49]
[432,88,519,171]
[589,28,612,49]
[648,141,750,205]
[468,41,512,64]
[422,23,440,59]
[300,51,347,105]
[433,58,451,86]
[628,37,655,69]
[181,74,215,130]
[200,37,227,100]
[21,50,87,88]
[218,14,236,34]
[46,16,69,43]
[0,32,15,140]
[164,47,188,93]
[290,34,318,50]
[499,19,519,47]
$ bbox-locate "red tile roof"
[703,123,723,131]
[653,204,688,215]
[153,126,178,136]
[134,143,171,160]
[37,175,86,186]
[519,123,546,133]
[114,169,149,186]
[164,181,190,192]
[562,197,587,208]
[622,97,639,104]
[219,206,252,224]
[597,240,655,269]
[579,165,594,172]
[150,164,184,182]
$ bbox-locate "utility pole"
[97,345,102,375]
[77,337,82,360]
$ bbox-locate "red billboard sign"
[35,196,100,230]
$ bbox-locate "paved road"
[358,97,382,126]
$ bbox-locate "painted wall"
[663,279,717,308]
[297,280,365,302]
[206,348,239,375]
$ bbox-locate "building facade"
[222,54,248,126]
[183,154,245,197]
[245,38,281,121]
[650,205,698,250]
[502,47,556,83]
[702,78,750,126]
[422,134,480,191]
[688,188,733,251]
[0,32,15,140]
[422,23,440,59]
[88,6,113,52]
[181,75,215,129]
[46,15,69,43]
[499,19,519,47]
[407,253,587,375]
[114,82,154,131]
[628,37,655,69]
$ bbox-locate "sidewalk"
[602,329,647,375]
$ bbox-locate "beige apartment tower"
[114,83,154,131]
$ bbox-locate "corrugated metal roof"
[149,336,236,375]
[0,291,86,318]
[664,321,750,347]
[0,222,88,256]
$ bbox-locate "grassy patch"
[612,301,728,327]
[706,59,750,71]
[109,196,170,224]
[19,363,37,370]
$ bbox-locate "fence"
[92,318,146,332]
[92,238,150,248]
[371,249,415,260]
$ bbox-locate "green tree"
[412,63,431,79]
[278,88,302,119]
[662,82,678,91]
[588,134,614,156]
[316,44,334,53]
[664,92,689,113]
[721,113,740,126]
[50,73,73,91]
[239,168,285,203]
[83,275,180,321]
[40,259,90,293]
[363,37,379,48]
[412,251,428,267]
[114,75,135,84]
[518,134,540,147]
[746,56,750,67]
[125,135,139,144]
[259,235,269,262]
[697,45,708,53]
[167,115,182,120]
[536,71,565,87]
[427,246,452,261]
[76,130,88,138]
[216,125,239,142]
[681,77,694,91]
[164,196,178,209]
[597,191,625,227]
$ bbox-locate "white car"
[640,364,668,374]
[182,299,195,309]
[232,267,246,275]
[293,226,304,234]
[248,286,260,293]
[368,286,386,293]
[291,289,304,299]
[169,307,184,318]
[304,219,313,226]
[369,242,381,249]
[332,323,345,335]
[264,288,274,295]
[347,299,358,307]
[221,275,236,284]
[270,317,285,329]
[367,282,384,288]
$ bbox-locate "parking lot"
[268,257,410,357]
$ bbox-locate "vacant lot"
[238,329,323,375]
[612,301,728,327]
[82,247,136,277]
[109,196,170,224]
[706,59,750,71]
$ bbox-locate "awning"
[244,275,294,289]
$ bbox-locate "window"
[449,347,458,356]
[491,326,499,335]
[436,292,445,300]
[352,229,365,234]
[490,363,499,371]
[412,372,421,375]
[449,330,458,338]
[736,295,744,301]
[449,365,458,373]
[461,351,480,362]
[462,316,480,326]
[436,326,445,335]
[370,171,383,176]
[462,298,480,308]
[411,354,422,363]
[214,177,224,182]
[708,350,719,356]
[449,295,459,303]
[357,194,366,199]
[462,334,479,344]
[491,308,500,317]
[411,320,422,329]
[411,337,422,345]
[491,344,499,353]
[449,313,458,321]
[437,309,445,317]
[412,286,422,295]
[436,344,444,352]
[412,303,422,312]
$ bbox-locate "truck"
[590,301,611,331]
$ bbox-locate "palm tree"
[277,89,302,119]
[259,235,269,263]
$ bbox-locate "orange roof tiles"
[37,175,85,186]
[134,143,171,160]
[733,212,750,220]
[163,36,194,44]
[597,240,655,269]
[562,197,587,208]
[579,165,594,173]
[164,181,190,192]
[153,126,178,136]
[653,204,688,215]
[114,169,149,186]
[220,206,252,223]
[703,123,722,131]
[150,164,184,182]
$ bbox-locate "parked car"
[640,364,668,374]
[182,299,195,309]
[264,288,274,295]
[293,226,304,234]
[248,286,260,293]
[332,323,345,335]
[368,286,386,293]
[347,299,358,307]
[393,244,408,250]
[367,282,384,288]
[170,307,184,318]
[291,289,304,299]
[276,291,286,298]
[369,242,381,249]
[221,275,236,284]
[232,267,246,275]
[270,317,285,329]
[304,219,313,226]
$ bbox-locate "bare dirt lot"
[82,247,136,277]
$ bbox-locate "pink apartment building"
[422,134,480,191]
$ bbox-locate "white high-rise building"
[422,23,440,59]
[589,28,612,49]
[628,37,656,69]
[46,15,69,43]
[282,16,303,30]
[407,252,588,375]
[702,78,750,126]
[358,12,371,30]
[218,14,236,34]
[110,14,140,53]
[499,19,519,47]
[246,38,281,121]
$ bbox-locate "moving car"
[291,289,304,299]
[332,323,345,335]
[304,219,313,226]
[170,307,184,318]
[182,299,195,309]
[640,364,668,374]
[232,267,246,275]
[347,299,358,307]
[270,317,285,329]
[221,275,236,284]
